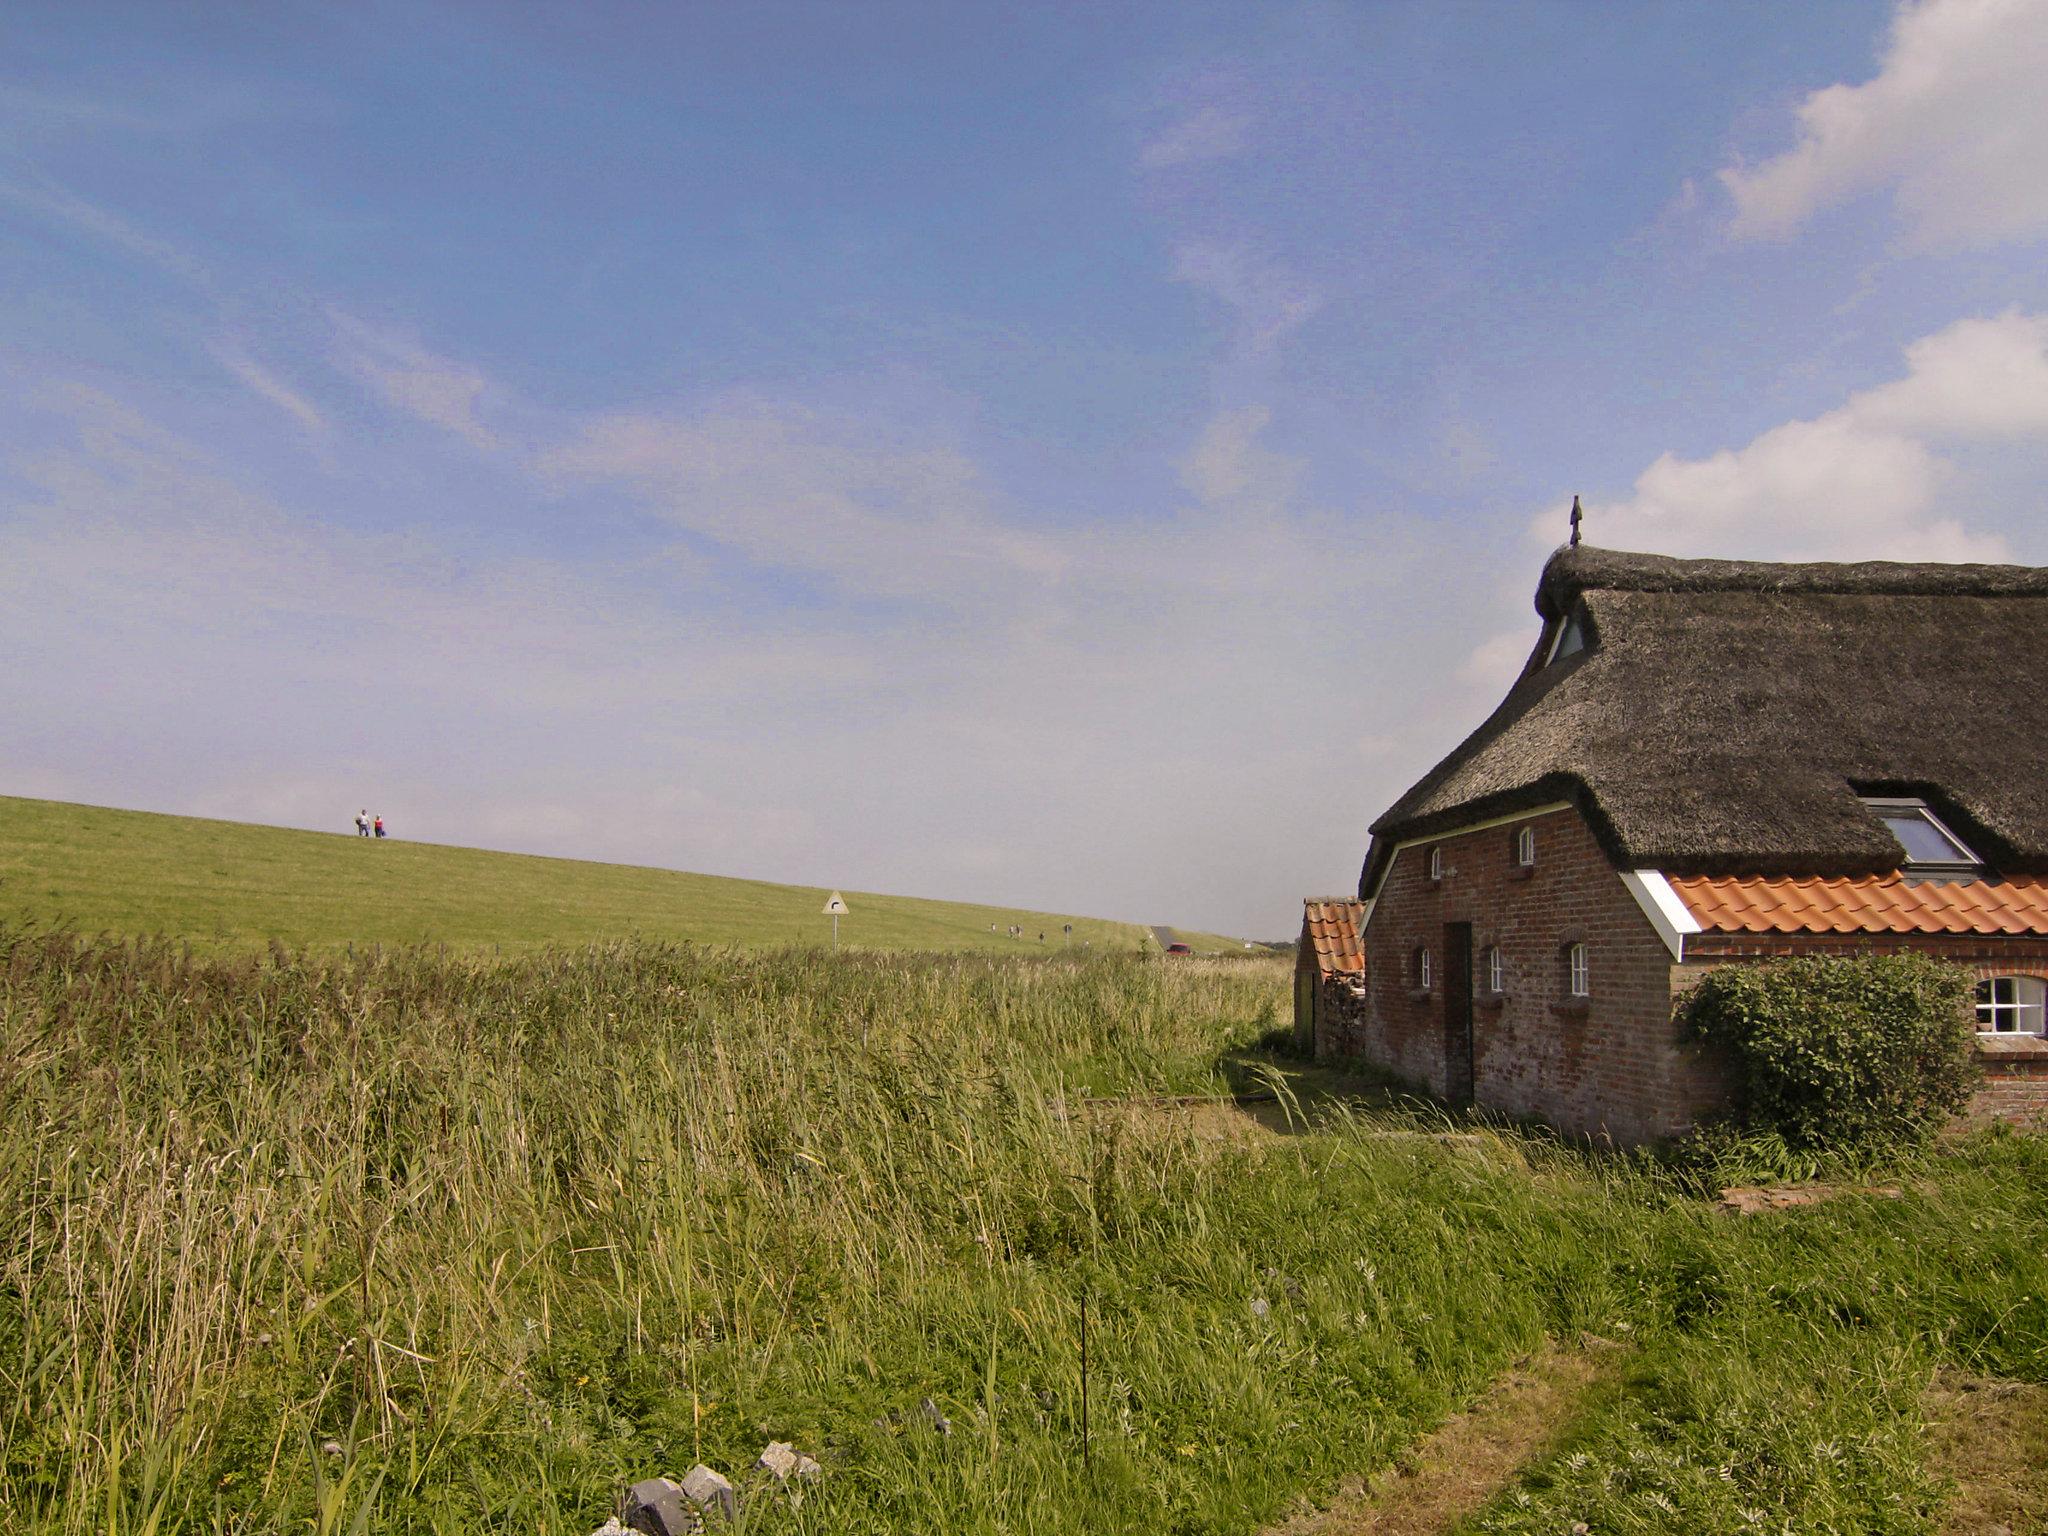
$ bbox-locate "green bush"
[1681,953,1978,1154]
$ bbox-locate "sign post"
[822,890,850,948]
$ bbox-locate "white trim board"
[1620,870,1701,962]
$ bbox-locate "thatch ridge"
[1360,544,2048,898]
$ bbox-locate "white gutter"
[1619,870,1701,962]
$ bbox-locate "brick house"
[1306,543,2048,1144]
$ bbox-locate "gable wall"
[1337,805,1725,1144]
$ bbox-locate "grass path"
[1925,1372,2048,1535]
[1262,1344,1614,1536]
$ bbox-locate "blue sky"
[6,0,2048,935]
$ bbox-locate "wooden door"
[1443,922,1474,1106]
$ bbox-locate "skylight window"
[1861,798,1979,871]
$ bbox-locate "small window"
[1486,946,1505,994]
[1860,797,1979,871]
[1975,976,2046,1035]
[1566,942,1590,998]
[1514,826,1536,868]
[1414,946,1433,992]
[1546,609,1589,664]
[1427,846,1444,881]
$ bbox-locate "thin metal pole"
[1079,1288,1089,1472]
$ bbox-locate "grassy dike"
[0,795,1247,955]
[1,932,2043,1534]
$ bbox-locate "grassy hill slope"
[0,794,1245,954]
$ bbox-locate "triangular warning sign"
[822,891,850,915]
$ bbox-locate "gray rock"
[680,1464,738,1523]
[918,1396,952,1435]
[754,1440,822,1499]
[1249,1297,1271,1320]
[320,1439,344,1457]
[586,1521,634,1536]
[621,1477,698,1536]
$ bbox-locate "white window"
[1566,942,1590,998]
[1416,947,1433,991]
[1427,846,1444,881]
[1975,976,2046,1035]
[1486,945,1505,994]
[1859,797,1979,872]
[1515,826,1536,867]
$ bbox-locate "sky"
[5,0,2048,938]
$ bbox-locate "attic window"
[1861,797,1980,872]
[1544,607,1590,665]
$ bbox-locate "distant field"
[0,795,1246,954]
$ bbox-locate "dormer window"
[1861,797,1979,874]
[1544,606,1590,665]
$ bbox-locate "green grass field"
[0,795,1247,954]
[1,932,2042,1535]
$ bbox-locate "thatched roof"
[1361,545,2048,897]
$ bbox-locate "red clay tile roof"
[1301,898,1367,975]
[1668,873,2048,936]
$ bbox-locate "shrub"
[1681,953,1977,1155]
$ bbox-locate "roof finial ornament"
[1569,494,1583,548]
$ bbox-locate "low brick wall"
[1971,1036,2048,1125]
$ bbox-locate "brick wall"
[1682,934,2048,1127]
[1337,805,1724,1145]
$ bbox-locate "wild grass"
[1,929,2042,1535]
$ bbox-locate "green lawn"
[0,794,1246,954]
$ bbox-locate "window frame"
[1566,941,1590,999]
[1975,974,2046,1036]
[1859,796,1980,874]
[1427,845,1444,882]
[1415,946,1433,993]
[1514,826,1537,868]
[1486,945,1505,995]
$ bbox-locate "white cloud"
[211,342,327,435]
[1139,105,1253,169]
[1178,404,1297,512]
[2,377,1480,936]
[1171,239,1323,356]
[1572,310,2048,561]
[1456,630,1531,692]
[330,311,497,448]
[1721,0,2048,248]
[542,400,1062,601]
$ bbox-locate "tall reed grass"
[2,928,2042,1534]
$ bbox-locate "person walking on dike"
[355,809,370,837]
[374,814,386,839]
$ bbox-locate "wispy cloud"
[1171,239,1323,357]
[329,311,497,449]
[0,179,212,288]
[1562,310,2048,561]
[211,342,327,435]
[1720,0,2048,248]
[1139,105,1252,170]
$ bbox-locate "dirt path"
[1263,1342,1611,1536]
[1925,1371,2048,1535]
